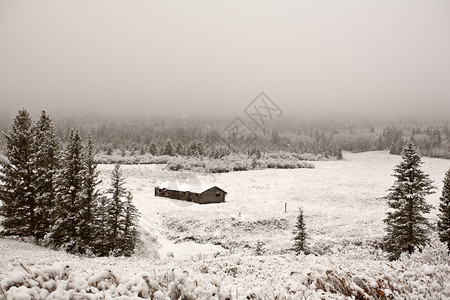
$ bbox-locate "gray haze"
[1,1,450,119]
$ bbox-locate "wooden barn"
[155,180,227,204]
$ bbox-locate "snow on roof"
[156,179,218,194]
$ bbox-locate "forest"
[1,114,449,162]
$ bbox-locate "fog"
[1,1,449,119]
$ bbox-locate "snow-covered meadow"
[1,151,450,299]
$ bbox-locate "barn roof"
[156,180,226,194]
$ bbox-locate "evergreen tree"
[175,140,184,156]
[121,191,140,256]
[383,142,435,260]
[196,140,204,157]
[48,130,84,253]
[437,167,450,250]
[31,111,60,241]
[148,141,158,156]
[106,164,126,254]
[336,146,343,160]
[377,134,384,151]
[106,145,113,155]
[162,139,175,156]
[293,208,307,254]
[78,133,101,253]
[92,195,110,256]
[0,109,36,237]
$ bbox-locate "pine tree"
[92,195,110,256]
[78,133,101,253]
[383,141,435,260]
[148,141,158,156]
[437,167,450,250]
[336,146,343,160]
[48,129,84,253]
[120,191,140,256]
[293,208,307,255]
[0,109,36,237]
[162,139,175,156]
[106,164,127,255]
[31,111,60,241]
[175,140,184,156]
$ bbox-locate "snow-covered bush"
[399,237,450,267]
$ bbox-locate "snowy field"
[1,151,450,299]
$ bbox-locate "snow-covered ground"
[96,151,449,258]
[1,151,449,299]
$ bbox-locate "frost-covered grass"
[1,242,449,299]
[166,154,315,173]
[1,151,450,299]
[114,151,447,257]
[95,151,316,173]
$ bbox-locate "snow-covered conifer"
[120,191,140,256]
[78,133,101,253]
[48,129,84,253]
[0,109,36,237]
[106,164,127,254]
[437,167,450,250]
[148,141,158,156]
[162,139,175,156]
[92,195,110,256]
[383,141,435,260]
[293,208,308,255]
[175,140,184,156]
[31,111,60,241]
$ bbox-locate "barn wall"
[155,187,226,204]
[197,187,225,204]
[155,188,191,201]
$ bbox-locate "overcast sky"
[1,1,449,119]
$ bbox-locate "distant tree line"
[0,109,139,256]
[1,116,449,160]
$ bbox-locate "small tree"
[383,141,435,260]
[121,191,140,256]
[293,208,307,255]
[162,139,175,156]
[336,146,343,160]
[175,140,184,156]
[148,141,158,156]
[437,167,450,250]
[92,195,111,256]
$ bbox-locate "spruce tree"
[162,139,175,156]
[336,146,343,160]
[31,111,60,241]
[78,133,101,253]
[49,129,84,253]
[148,141,158,156]
[106,164,126,255]
[437,167,450,249]
[175,140,184,156]
[92,195,111,256]
[293,208,307,255]
[383,141,435,260]
[0,109,36,237]
[121,191,140,256]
